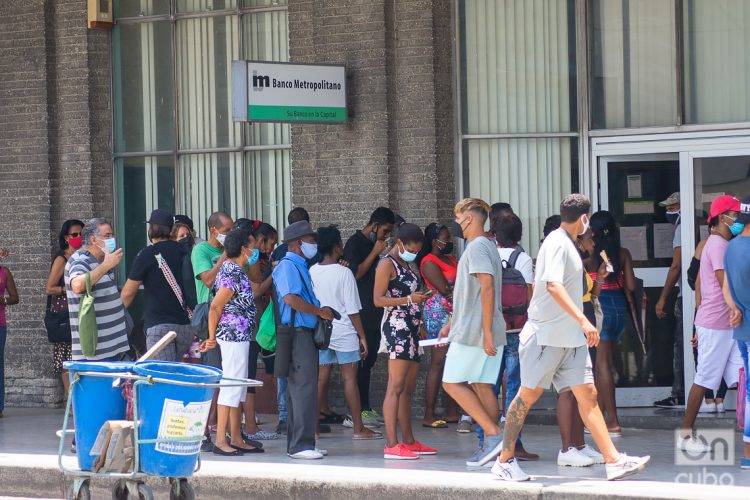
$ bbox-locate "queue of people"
[1,187,749,480]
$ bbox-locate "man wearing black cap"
[121,208,195,361]
[273,220,334,460]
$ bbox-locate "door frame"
[590,129,750,406]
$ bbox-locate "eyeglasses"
[67,232,81,238]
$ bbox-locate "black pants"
[247,340,274,394]
[357,309,382,411]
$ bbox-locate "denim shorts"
[598,290,627,342]
[319,348,360,366]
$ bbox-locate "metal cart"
[58,369,262,500]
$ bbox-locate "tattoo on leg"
[503,397,530,451]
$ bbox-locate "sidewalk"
[0,408,748,499]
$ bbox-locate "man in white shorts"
[439,198,507,467]
[491,194,650,482]
[679,195,743,452]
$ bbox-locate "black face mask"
[177,235,194,248]
[666,211,680,225]
[439,242,454,255]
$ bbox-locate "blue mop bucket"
[64,361,134,471]
[133,361,222,477]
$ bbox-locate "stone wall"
[0,0,113,407]
[288,0,455,415]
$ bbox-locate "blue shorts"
[319,348,360,366]
[598,290,627,342]
[442,342,503,385]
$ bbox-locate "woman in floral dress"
[374,223,437,460]
[205,228,263,456]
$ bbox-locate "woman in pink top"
[678,195,743,452]
[0,252,20,417]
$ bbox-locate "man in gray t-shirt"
[439,198,506,468]
[492,194,650,482]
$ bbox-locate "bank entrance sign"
[232,61,347,124]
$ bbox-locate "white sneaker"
[698,400,717,413]
[288,449,324,460]
[557,447,594,467]
[342,415,354,428]
[716,401,726,413]
[491,458,531,482]
[579,445,605,465]
[315,447,328,456]
[605,453,650,480]
[676,436,712,453]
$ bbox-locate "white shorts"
[217,339,250,407]
[694,326,742,391]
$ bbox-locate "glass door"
[599,154,681,406]
[680,151,750,408]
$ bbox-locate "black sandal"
[319,411,345,424]
[231,444,264,453]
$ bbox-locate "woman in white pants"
[205,228,264,456]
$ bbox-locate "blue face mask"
[247,248,260,266]
[102,238,116,253]
[301,241,318,260]
[728,222,745,237]
[398,243,418,263]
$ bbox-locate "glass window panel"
[684,0,750,124]
[115,156,175,280]
[242,9,290,146]
[590,0,677,129]
[115,0,170,18]
[463,138,578,255]
[460,0,577,134]
[178,153,244,239]
[243,0,288,8]
[176,15,241,149]
[113,21,174,153]
[177,0,237,12]
[245,149,291,230]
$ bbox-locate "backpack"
[501,249,528,331]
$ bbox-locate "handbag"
[78,273,98,357]
[256,301,277,352]
[44,295,71,343]
[313,316,334,350]
[190,303,209,341]
[155,252,193,320]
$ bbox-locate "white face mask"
[216,233,227,245]
[579,214,590,236]
[301,241,318,259]
[398,243,418,263]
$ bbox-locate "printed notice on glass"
[620,226,648,261]
[156,399,211,455]
[627,175,643,199]
[653,223,676,259]
[624,201,654,215]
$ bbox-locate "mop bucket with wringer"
[64,361,134,471]
[133,361,222,477]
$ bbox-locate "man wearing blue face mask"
[121,209,194,362]
[65,218,130,361]
[273,220,335,459]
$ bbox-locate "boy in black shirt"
[343,207,396,425]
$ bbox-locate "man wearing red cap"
[678,195,743,453]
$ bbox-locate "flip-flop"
[353,431,384,440]
[213,447,242,456]
[422,419,448,428]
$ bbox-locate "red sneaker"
[384,443,419,460]
[403,440,438,455]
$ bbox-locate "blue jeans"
[477,332,521,448]
[598,290,627,342]
[277,376,288,421]
[737,341,750,444]
[0,327,6,411]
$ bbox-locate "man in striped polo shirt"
[64,218,130,361]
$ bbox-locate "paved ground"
[0,408,748,499]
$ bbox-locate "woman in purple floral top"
[205,228,263,457]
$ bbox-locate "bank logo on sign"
[252,71,269,92]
